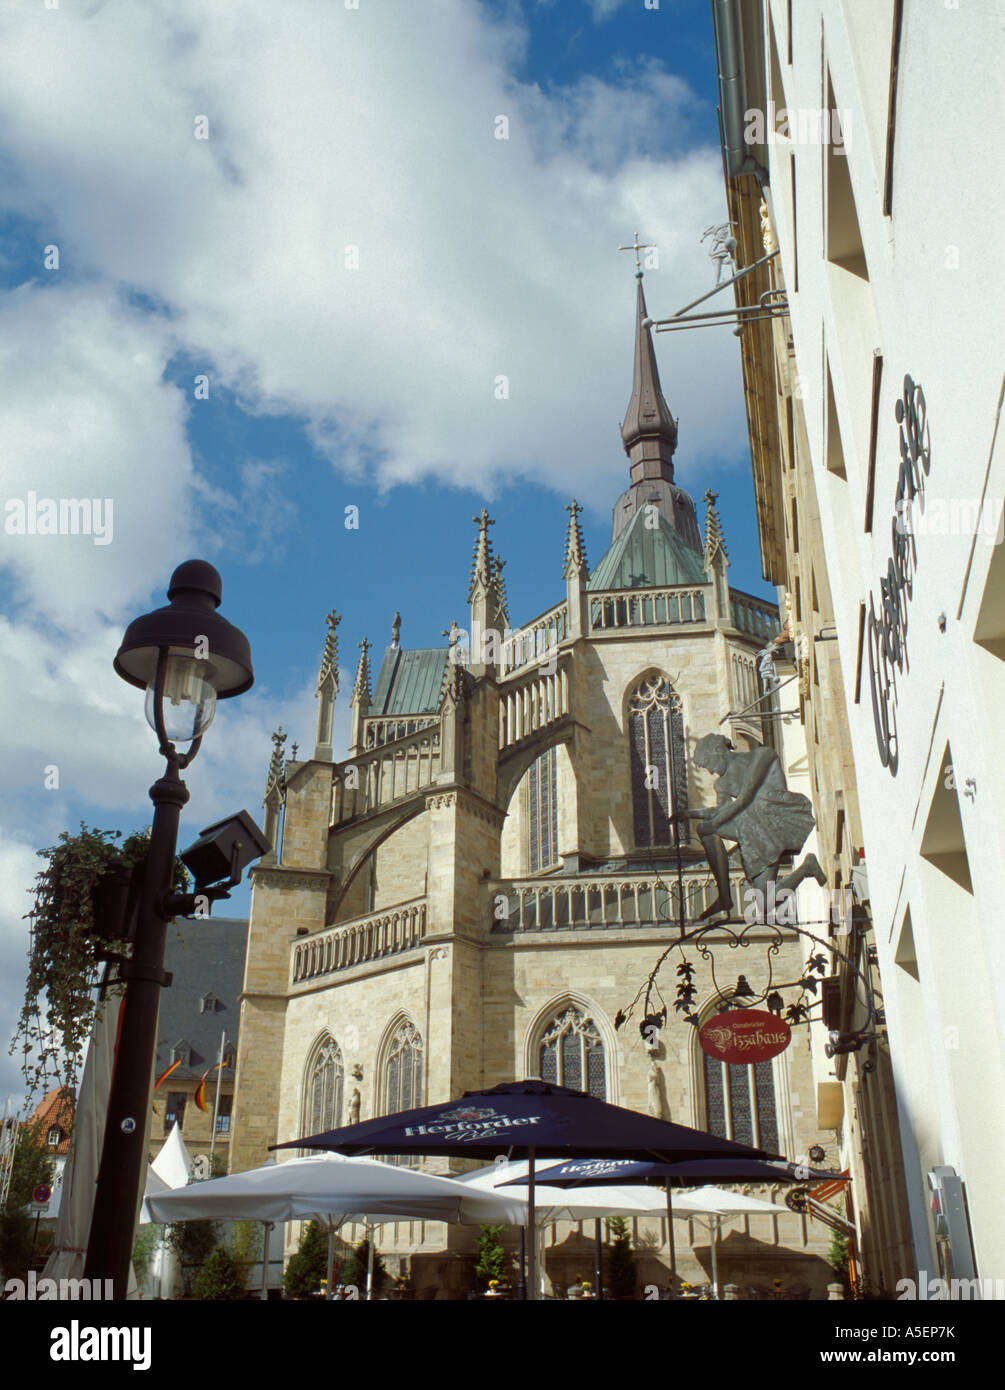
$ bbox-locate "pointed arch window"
[628,675,687,848]
[538,1007,606,1099]
[383,1019,423,1168]
[702,1048,778,1153]
[528,746,558,872]
[384,1020,423,1115]
[308,1036,344,1134]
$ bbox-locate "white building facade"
[715,0,1005,1290]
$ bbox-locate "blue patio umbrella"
[273,1079,781,1299]
[507,1155,850,1296]
[517,1156,848,1186]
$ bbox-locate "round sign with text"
[699,1010,791,1064]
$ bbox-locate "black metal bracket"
[117,962,173,988]
[162,839,245,918]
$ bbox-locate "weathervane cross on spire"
[618,231,658,276]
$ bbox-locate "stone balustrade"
[330,726,441,826]
[489,871,746,932]
[501,602,568,675]
[589,584,711,632]
[291,898,428,984]
[363,715,438,749]
[729,588,781,640]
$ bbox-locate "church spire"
[262,726,287,862]
[563,498,588,578]
[467,507,496,601]
[467,509,505,677]
[703,489,728,569]
[349,637,371,757]
[703,488,730,624]
[564,498,589,639]
[313,609,340,761]
[352,637,372,703]
[492,556,509,627]
[620,273,678,485]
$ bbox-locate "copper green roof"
[371,646,447,715]
[587,506,707,591]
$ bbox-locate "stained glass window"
[539,1008,606,1099]
[385,1020,423,1113]
[383,1020,423,1167]
[308,1037,344,1133]
[702,1041,778,1150]
[753,1059,779,1154]
[529,746,558,871]
[702,1051,726,1136]
[628,676,686,848]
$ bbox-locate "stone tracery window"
[628,675,687,848]
[307,1035,344,1133]
[528,746,558,872]
[702,1049,779,1153]
[383,1019,423,1167]
[384,1019,423,1114]
[539,1007,606,1099]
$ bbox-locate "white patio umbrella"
[147,1152,527,1299]
[137,1122,196,1300]
[146,1151,527,1225]
[149,1120,193,1191]
[138,1120,194,1225]
[457,1158,693,1222]
[456,1159,713,1296]
[669,1186,793,1298]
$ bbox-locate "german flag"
[194,1061,226,1112]
[154,1058,182,1091]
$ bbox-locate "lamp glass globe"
[144,655,217,743]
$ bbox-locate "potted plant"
[605,1217,638,1299]
[342,1236,387,1298]
[12,825,187,1099]
[283,1220,328,1299]
[475,1224,510,1295]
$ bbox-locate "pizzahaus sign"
[699,1010,791,1064]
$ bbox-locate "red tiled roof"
[26,1086,75,1156]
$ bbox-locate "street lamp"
[84,560,255,1299]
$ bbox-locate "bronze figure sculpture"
[679,733,826,921]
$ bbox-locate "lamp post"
[84,560,254,1299]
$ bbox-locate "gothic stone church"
[230,278,836,1297]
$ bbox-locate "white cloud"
[0,649,326,1104]
[0,0,744,1088]
[582,0,631,20]
[0,283,193,630]
[0,0,742,520]
[0,833,50,1109]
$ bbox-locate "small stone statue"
[679,733,825,921]
[647,1061,667,1120]
[348,1088,361,1124]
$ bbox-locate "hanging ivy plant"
[9,823,188,1099]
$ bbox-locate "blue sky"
[0,0,774,1107]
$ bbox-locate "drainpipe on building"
[712,0,769,183]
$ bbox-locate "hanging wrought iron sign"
[699,1009,791,1064]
